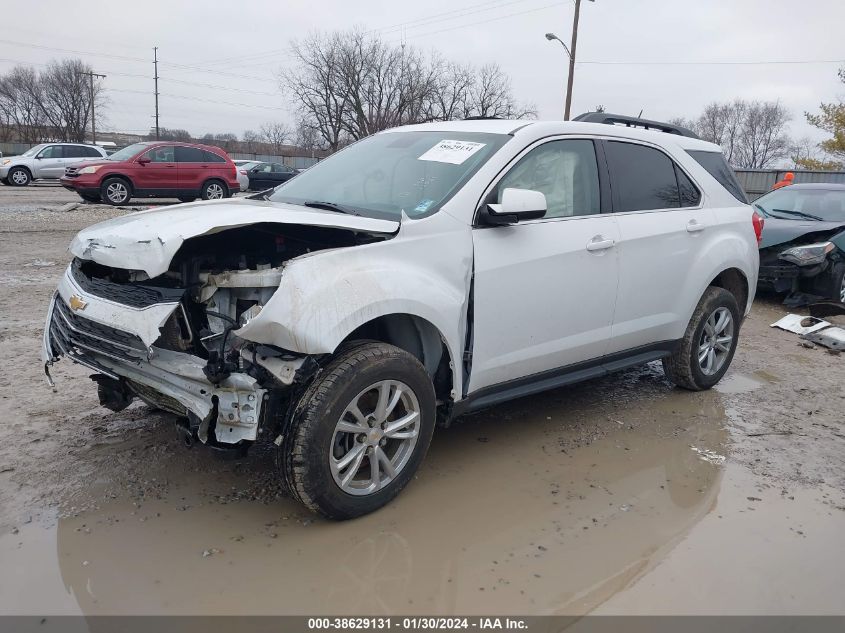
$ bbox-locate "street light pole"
[546,0,593,121]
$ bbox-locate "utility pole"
[153,47,160,140]
[546,0,594,121]
[82,70,106,143]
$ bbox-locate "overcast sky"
[3,0,843,144]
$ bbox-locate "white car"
[42,114,759,519]
[1,143,109,186]
[232,159,261,192]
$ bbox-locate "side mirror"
[137,156,151,165]
[484,188,547,226]
[35,154,45,160]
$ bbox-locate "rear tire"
[200,180,227,200]
[178,196,196,203]
[281,342,436,520]
[8,167,31,186]
[100,177,132,206]
[663,286,740,391]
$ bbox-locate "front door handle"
[686,219,706,233]
[586,236,615,252]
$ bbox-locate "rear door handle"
[586,237,615,252]
[686,220,706,233]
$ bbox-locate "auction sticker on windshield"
[418,140,486,165]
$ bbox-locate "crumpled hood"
[759,217,845,249]
[69,198,399,277]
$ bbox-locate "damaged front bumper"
[42,266,270,444]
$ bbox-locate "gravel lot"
[1,183,844,616]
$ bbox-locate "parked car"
[755,183,845,302]
[59,141,240,205]
[42,113,758,519]
[1,143,109,186]
[246,161,297,191]
[232,159,261,192]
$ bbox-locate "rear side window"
[63,146,87,158]
[202,150,226,163]
[605,141,681,211]
[687,150,747,203]
[84,146,103,157]
[175,146,205,162]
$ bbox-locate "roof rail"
[573,112,699,139]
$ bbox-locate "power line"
[577,59,845,66]
[376,0,541,36]
[371,0,531,34]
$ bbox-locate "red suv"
[60,141,240,206]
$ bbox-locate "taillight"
[752,210,764,245]
[239,169,247,174]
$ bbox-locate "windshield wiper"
[766,207,824,222]
[302,200,360,216]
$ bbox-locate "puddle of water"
[0,388,728,616]
[714,373,764,394]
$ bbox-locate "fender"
[235,213,474,398]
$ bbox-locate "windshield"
[754,187,845,223]
[268,131,510,220]
[108,142,152,162]
[22,144,46,157]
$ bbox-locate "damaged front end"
[758,230,845,300]
[43,220,391,450]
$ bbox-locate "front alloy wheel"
[8,167,30,186]
[330,380,421,496]
[101,177,131,205]
[281,342,436,520]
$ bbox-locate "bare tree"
[39,59,104,142]
[678,99,792,168]
[152,127,192,141]
[283,29,534,151]
[790,136,842,170]
[0,66,47,143]
[242,129,263,153]
[260,121,291,153]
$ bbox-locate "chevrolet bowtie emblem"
[69,295,88,312]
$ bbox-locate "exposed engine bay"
[45,222,390,450]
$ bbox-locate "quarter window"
[494,139,600,218]
[202,150,226,163]
[605,141,683,211]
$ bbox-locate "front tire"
[100,177,132,205]
[281,342,436,520]
[80,194,101,203]
[828,262,845,303]
[8,167,31,186]
[663,286,740,391]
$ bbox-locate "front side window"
[605,141,684,212]
[145,146,175,163]
[108,142,153,162]
[37,145,61,159]
[268,131,509,220]
[493,139,600,218]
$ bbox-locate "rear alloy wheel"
[8,167,31,186]
[281,342,436,519]
[663,286,741,390]
[201,180,226,200]
[101,177,131,205]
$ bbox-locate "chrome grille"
[48,295,147,365]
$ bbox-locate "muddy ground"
[1,184,844,616]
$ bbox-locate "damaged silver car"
[43,115,759,519]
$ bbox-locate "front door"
[469,138,620,393]
[137,145,178,193]
[33,145,67,178]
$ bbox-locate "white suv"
[1,142,109,186]
[42,114,760,519]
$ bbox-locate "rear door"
[469,138,621,393]
[250,163,274,190]
[602,139,713,353]
[137,145,178,193]
[175,146,208,195]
